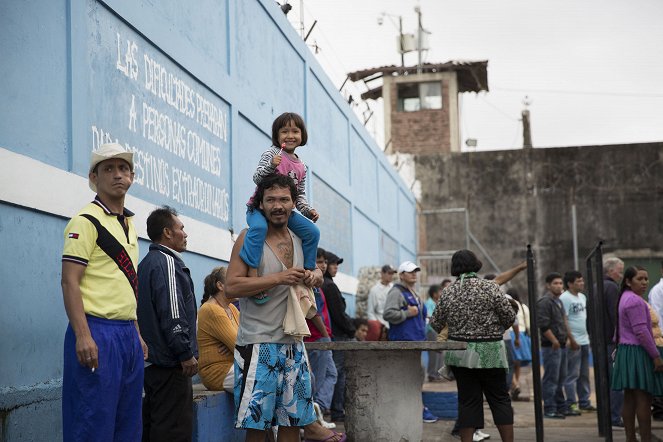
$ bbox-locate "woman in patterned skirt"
[430,250,518,442]
[612,266,663,442]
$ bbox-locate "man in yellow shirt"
[61,143,147,441]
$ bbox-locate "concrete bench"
[305,340,466,442]
[192,384,245,442]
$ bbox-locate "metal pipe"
[572,204,578,269]
[465,209,470,250]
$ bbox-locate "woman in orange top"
[197,266,239,392]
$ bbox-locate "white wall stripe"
[0,147,359,295]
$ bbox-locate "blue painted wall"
[0,0,417,439]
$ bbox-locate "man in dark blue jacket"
[138,206,198,441]
[383,261,427,341]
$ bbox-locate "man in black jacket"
[322,251,355,422]
[138,206,198,441]
[537,272,578,419]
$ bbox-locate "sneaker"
[423,407,438,423]
[579,405,597,412]
[450,431,461,440]
[562,407,581,417]
[475,429,491,439]
[473,431,487,441]
[612,420,625,429]
[544,411,566,419]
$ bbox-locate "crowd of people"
[59,114,663,442]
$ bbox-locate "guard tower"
[348,61,489,154]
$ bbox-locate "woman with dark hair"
[612,266,663,442]
[197,266,240,392]
[430,250,517,442]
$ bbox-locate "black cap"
[381,264,396,274]
[325,251,343,265]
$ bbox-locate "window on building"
[397,81,442,112]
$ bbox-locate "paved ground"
[332,365,663,441]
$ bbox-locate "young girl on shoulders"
[240,112,320,303]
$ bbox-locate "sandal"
[303,430,347,442]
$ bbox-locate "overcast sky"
[286,0,663,151]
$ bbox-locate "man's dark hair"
[271,112,308,146]
[317,247,326,259]
[249,174,298,212]
[146,205,178,242]
[545,272,563,284]
[563,270,583,289]
[428,284,440,297]
[450,249,482,276]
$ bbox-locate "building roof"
[348,60,489,101]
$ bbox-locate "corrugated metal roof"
[349,60,489,100]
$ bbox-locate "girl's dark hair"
[450,249,482,276]
[248,174,298,212]
[614,265,647,344]
[201,266,227,306]
[271,112,308,146]
[428,284,441,297]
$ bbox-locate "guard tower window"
[397,81,442,112]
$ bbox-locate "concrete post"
[344,350,423,442]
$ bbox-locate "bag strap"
[81,214,138,298]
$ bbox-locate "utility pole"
[522,96,533,148]
[399,16,404,68]
[415,6,422,73]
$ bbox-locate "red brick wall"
[389,79,451,154]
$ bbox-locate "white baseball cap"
[398,261,421,273]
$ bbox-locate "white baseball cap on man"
[88,143,134,191]
[398,261,421,273]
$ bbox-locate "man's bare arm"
[61,261,98,369]
[225,230,306,298]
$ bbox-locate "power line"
[480,95,519,121]
[493,86,663,98]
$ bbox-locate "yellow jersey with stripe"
[62,198,139,320]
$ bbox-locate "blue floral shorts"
[234,341,316,430]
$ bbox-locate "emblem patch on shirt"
[68,233,80,239]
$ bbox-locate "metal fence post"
[526,244,544,442]
[585,241,612,441]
